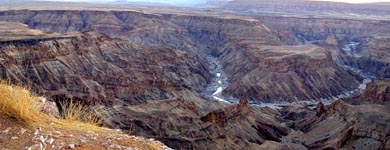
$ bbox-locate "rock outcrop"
[281,101,390,150]
[96,96,289,150]
[361,78,390,104]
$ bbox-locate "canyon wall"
[0,9,389,150]
[168,14,363,102]
[0,10,366,102]
[0,30,209,105]
[256,16,390,79]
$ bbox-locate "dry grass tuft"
[0,81,104,132]
[60,100,103,126]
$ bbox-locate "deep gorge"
[0,9,390,149]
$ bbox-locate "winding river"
[201,56,237,103]
[202,42,376,108]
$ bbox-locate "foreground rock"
[96,96,291,150]
[0,115,171,150]
[280,101,390,150]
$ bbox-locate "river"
[202,42,376,108]
[201,56,237,103]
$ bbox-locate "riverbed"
[201,42,376,109]
[201,56,237,103]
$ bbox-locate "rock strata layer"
[0,10,365,102]
[97,96,289,150]
[0,22,209,105]
[280,101,390,150]
[361,78,390,104]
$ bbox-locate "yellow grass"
[0,81,104,132]
[60,100,103,126]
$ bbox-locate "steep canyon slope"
[0,10,365,102]
[0,22,209,105]
[0,7,389,150]
[255,16,390,79]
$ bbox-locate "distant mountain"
[112,0,173,6]
[0,0,37,3]
[223,0,390,17]
[114,0,128,2]
[197,0,232,7]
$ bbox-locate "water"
[342,41,361,58]
[254,41,376,109]
[202,42,375,109]
[201,56,237,104]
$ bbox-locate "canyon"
[0,1,389,149]
[0,10,373,103]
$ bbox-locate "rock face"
[361,78,390,104]
[0,10,366,103]
[0,22,209,105]
[254,16,390,79]
[255,16,390,45]
[0,7,388,150]
[96,96,290,150]
[168,14,363,102]
[346,36,390,78]
[281,101,390,150]
[221,44,362,102]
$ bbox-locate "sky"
[313,0,390,3]
[41,0,390,5]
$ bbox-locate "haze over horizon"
[39,0,214,5]
[39,0,390,5]
[312,0,390,3]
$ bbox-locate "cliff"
[0,10,365,102]
[361,78,390,104]
[346,36,390,78]
[280,101,390,149]
[0,22,209,105]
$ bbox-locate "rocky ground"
[0,115,171,150]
